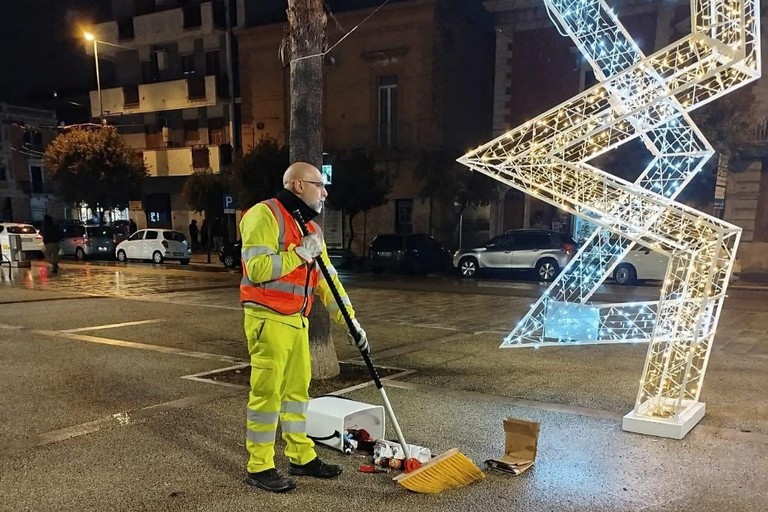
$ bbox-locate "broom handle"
[293,209,413,461]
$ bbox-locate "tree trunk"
[287,0,339,379]
[346,212,356,252]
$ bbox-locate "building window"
[184,120,200,142]
[156,49,169,71]
[30,166,44,194]
[191,147,210,169]
[135,0,155,16]
[395,199,412,234]
[212,0,227,28]
[187,76,207,100]
[183,4,202,28]
[123,85,140,107]
[378,75,398,148]
[141,60,157,83]
[181,54,196,75]
[208,118,226,145]
[205,51,220,75]
[0,166,7,181]
[117,17,135,40]
[23,130,43,151]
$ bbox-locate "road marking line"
[125,296,242,310]
[0,389,238,455]
[181,363,251,390]
[60,318,167,333]
[34,329,246,364]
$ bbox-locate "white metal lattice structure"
[459,0,760,438]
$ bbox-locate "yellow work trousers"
[244,314,316,473]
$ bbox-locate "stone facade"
[236,0,493,254]
[0,103,62,223]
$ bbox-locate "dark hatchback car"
[369,233,452,275]
[219,240,242,268]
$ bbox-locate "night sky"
[0,0,479,110]
[0,0,110,105]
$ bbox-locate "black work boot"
[246,468,296,493]
[288,457,343,479]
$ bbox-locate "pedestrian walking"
[200,218,208,251]
[239,162,369,493]
[40,215,62,273]
[129,218,138,235]
[212,217,223,251]
[189,219,199,252]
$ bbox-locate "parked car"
[613,246,668,285]
[453,229,577,281]
[60,224,127,260]
[0,222,44,259]
[115,229,191,264]
[369,233,452,275]
[219,240,242,268]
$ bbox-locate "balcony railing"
[142,145,227,177]
[90,1,224,49]
[90,75,219,117]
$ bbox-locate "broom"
[293,210,485,493]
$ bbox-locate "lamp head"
[84,32,95,41]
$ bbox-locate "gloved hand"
[348,319,370,354]
[295,233,322,263]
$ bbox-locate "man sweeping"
[239,161,370,493]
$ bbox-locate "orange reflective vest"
[240,198,320,316]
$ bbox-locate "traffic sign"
[223,193,235,214]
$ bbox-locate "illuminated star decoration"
[459,0,760,438]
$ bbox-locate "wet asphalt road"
[1,260,767,511]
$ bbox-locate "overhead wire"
[289,0,392,66]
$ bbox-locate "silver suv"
[453,229,577,281]
[60,224,126,260]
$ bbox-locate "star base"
[622,399,705,439]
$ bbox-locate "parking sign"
[223,194,235,214]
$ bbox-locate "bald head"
[282,161,328,213]
[283,162,320,190]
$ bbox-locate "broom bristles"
[393,448,485,493]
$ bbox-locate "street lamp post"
[84,31,104,125]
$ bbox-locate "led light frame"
[460,0,760,437]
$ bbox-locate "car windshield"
[7,225,37,234]
[163,231,187,242]
[62,225,85,237]
[372,236,402,251]
[87,227,114,237]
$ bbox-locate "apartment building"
[236,0,493,253]
[87,0,237,231]
[0,103,63,222]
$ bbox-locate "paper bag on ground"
[485,417,540,475]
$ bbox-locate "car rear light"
[162,240,169,249]
[562,243,575,255]
[35,234,42,240]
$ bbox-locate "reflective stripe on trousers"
[245,315,316,473]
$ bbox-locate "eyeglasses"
[300,179,327,189]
